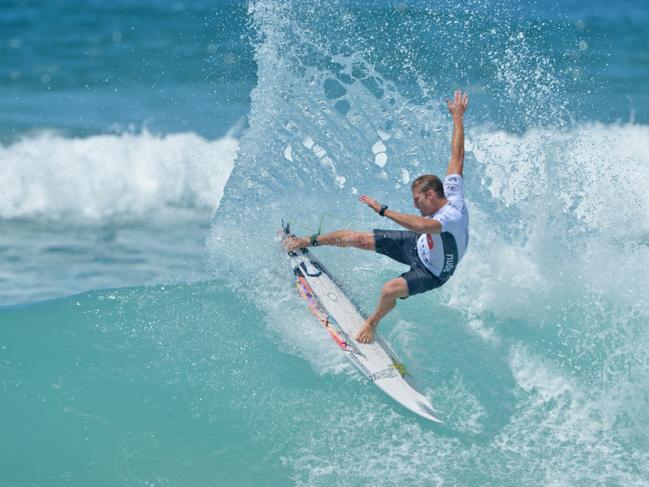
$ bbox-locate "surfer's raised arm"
[446,90,468,177]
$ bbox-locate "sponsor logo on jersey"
[426,234,434,249]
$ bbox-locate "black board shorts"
[373,229,445,298]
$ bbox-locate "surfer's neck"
[426,198,448,216]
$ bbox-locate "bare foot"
[355,321,376,344]
[283,236,308,252]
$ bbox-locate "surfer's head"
[411,175,446,216]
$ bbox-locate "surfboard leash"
[282,211,348,239]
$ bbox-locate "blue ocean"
[2,0,649,484]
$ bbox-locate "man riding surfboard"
[284,90,469,344]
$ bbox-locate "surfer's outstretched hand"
[355,321,376,344]
[359,194,380,213]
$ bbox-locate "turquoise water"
[2,0,649,485]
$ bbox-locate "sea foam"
[0,130,238,221]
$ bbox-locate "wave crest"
[0,130,238,221]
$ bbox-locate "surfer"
[284,90,469,343]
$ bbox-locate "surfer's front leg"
[317,230,375,250]
[356,277,408,343]
[284,230,375,251]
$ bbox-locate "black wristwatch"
[310,233,320,246]
[379,204,388,217]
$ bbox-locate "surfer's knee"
[381,278,408,299]
[353,231,374,250]
[339,230,373,250]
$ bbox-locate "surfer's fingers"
[360,194,376,205]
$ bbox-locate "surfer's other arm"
[359,195,442,234]
[446,90,468,177]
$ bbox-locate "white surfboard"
[283,223,441,423]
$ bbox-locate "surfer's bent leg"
[355,277,408,344]
[284,230,374,251]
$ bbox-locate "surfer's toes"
[282,237,297,251]
[283,236,307,251]
[355,322,376,343]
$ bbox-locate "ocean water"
[2,0,649,485]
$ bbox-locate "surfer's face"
[412,189,437,216]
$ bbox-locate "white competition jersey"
[416,174,469,280]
